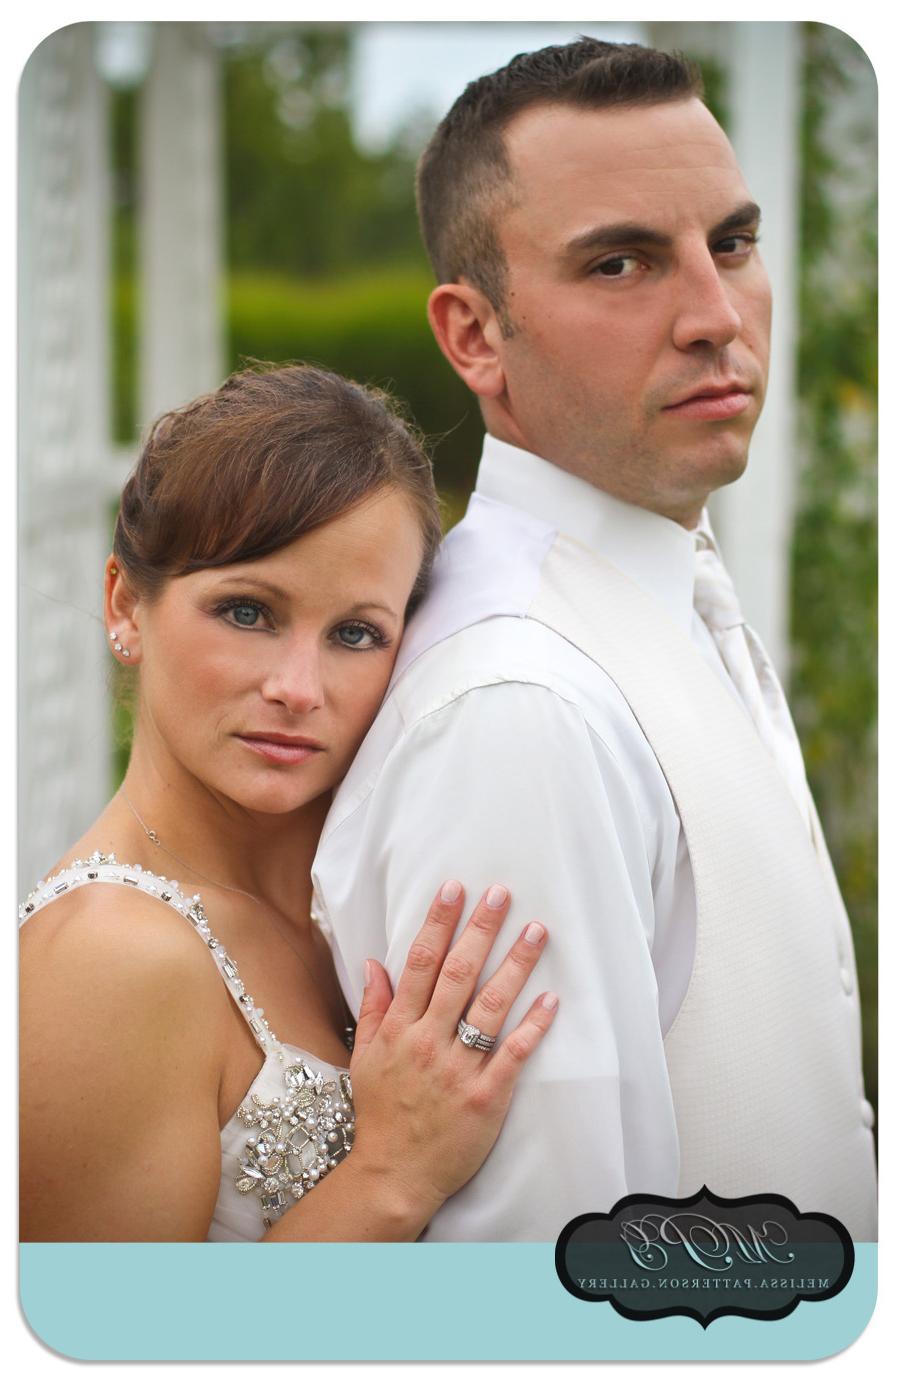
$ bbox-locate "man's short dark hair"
[416,38,703,329]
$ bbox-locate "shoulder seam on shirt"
[405,678,637,805]
[393,614,591,725]
[395,656,633,770]
[396,670,584,731]
[322,677,631,841]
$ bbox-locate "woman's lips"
[663,390,752,421]
[236,735,324,765]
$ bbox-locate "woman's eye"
[231,605,261,627]
[218,599,270,630]
[334,622,384,650]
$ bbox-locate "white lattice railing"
[18,23,223,895]
[19,25,114,894]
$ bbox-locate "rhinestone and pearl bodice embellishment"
[234,1065,355,1225]
[19,851,356,1232]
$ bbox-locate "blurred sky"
[94,20,645,150]
[348,21,645,151]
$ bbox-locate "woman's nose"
[260,640,325,714]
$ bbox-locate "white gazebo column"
[18,24,113,892]
[138,22,224,428]
[712,22,801,680]
[646,21,802,679]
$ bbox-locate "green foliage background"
[110,23,876,1107]
[791,25,877,1108]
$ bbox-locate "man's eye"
[593,254,642,278]
[716,233,759,256]
[334,622,385,650]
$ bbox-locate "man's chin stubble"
[587,439,750,524]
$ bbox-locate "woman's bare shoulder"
[20,884,227,1240]
[20,882,230,1056]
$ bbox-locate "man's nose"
[260,638,325,714]
[671,251,743,352]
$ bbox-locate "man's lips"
[663,385,752,421]
[236,733,325,765]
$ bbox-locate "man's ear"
[427,282,507,399]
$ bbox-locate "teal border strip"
[20,1242,876,1362]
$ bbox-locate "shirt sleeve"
[343,677,680,1241]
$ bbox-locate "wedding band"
[457,1019,497,1052]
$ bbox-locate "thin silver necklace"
[121,788,264,907]
[119,788,356,1051]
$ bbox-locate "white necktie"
[693,530,812,829]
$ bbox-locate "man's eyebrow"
[708,201,762,241]
[563,201,762,257]
[564,221,671,257]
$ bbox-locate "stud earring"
[109,631,117,640]
[109,564,118,576]
[122,649,131,658]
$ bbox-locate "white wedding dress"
[19,851,355,1242]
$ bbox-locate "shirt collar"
[475,434,703,634]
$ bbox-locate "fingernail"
[486,884,509,909]
[541,991,559,1011]
[440,879,463,903]
[364,959,374,986]
[523,921,545,945]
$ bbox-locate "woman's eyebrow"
[343,601,401,620]
[206,578,401,620]
[207,576,290,601]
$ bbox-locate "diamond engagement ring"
[457,1019,497,1052]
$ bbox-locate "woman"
[19,363,557,1242]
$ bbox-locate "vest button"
[839,966,853,995]
[861,1099,875,1129]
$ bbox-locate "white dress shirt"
[312,435,805,1241]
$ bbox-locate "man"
[312,38,876,1240]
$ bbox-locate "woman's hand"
[346,881,558,1230]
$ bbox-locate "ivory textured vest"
[531,535,877,1240]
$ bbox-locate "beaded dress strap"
[18,851,282,1058]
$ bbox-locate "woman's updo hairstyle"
[113,362,443,615]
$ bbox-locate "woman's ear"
[104,559,141,665]
[427,282,508,400]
